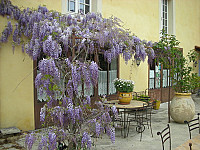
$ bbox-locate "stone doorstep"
[0,127,21,136]
[0,127,24,145]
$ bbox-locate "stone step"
[0,127,21,137]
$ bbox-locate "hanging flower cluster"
[0,0,154,64]
[0,0,155,149]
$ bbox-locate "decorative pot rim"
[118,91,133,93]
[175,93,191,96]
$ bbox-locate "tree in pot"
[153,30,199,123]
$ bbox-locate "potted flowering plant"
[113,78,134,104]
[153,30,198,123]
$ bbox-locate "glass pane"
[165,26,167,32]
[79,0,84,3]
[165,0,167,5]
[163,69,168,87]
[165,5,167,13]
[79,4,84,13]
[70,1,75,12]
[98,70,107,96]
[155,64,161,88]
[165,12,167,19]
[163,4,165,12]
[85,5,89,14]
[149,79,155,89]
[149,70,155,89]
[109,58,117,94]
[165,19,167,26]
[109,70,117,94]
[86,0,90,4]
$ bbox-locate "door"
[148,60,174,102]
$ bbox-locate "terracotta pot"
[170,93,195,123]
[153,100,161,110]
[118,92,132,104]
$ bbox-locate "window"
[160,0,175,35]
[62,0,102,14]
[149,60,171,89]
[149,60,161,89]
[68,0,90,14]
[161,0,168,33]
[98,54,118,96]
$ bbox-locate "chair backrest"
[184,113,200,139]
[157,124,171,150]
[189,142,192,150]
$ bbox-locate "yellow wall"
[102,0,160,92]
[175,0,200,72]
[103,0,200,91]
[0,0,61,131]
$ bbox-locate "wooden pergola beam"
[195,46,200,51]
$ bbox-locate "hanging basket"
[118,92,132,104]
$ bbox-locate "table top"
[104,100,147,109]
[174,135,200,150]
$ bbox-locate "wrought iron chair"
[142,102,153,137]
[184,113,200,139]
[127,102,153,141]
[189,142,192,150]
[157,124,171,150]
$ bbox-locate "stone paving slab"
[0,127,21,136]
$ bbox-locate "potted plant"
[169,49,198,123]
[153,30,198,123]
[113,78,134,104]
[153,99,161,110]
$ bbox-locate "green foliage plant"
[153,30,199,93]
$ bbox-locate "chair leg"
[149,119,153,137]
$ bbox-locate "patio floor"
[91,94,200,150]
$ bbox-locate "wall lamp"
[136,58,141,66]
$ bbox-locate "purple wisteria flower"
[40,105,46,122]
[43,35,62,58]
[48,132,57,150]
[95,122,101,137]
[81,132,92,149]
[89,61,98,85]
[25,133,36,150]
[111,105,118,118]
[0,21,12,42]
[38,135,47,150]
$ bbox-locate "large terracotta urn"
[170,93,195,123]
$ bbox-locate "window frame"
[67,0,91,14]
[161,0,168,34]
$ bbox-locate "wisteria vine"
[0,0,155,149]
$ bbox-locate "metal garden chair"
[157,124,171,150]
[184,113,200,139]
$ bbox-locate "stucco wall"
[0,0,61,131]
[102,0,160,92]
[175,0,200,72]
